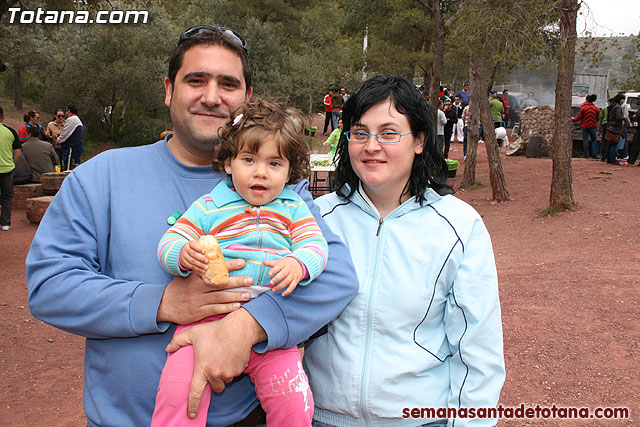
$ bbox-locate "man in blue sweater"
[26,25,358,427]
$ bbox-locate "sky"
[577,0,640,37]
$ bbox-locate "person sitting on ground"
[21,125,59,182]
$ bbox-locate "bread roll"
[199,235,229,286]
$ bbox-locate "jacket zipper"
[376,218,383,236]
[360,216,383,425]
[255,206,265,286]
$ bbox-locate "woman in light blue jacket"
[304,75,505,427]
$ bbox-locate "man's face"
[340,88,346,95]
[164,44,252,154]
[464,85,469,91]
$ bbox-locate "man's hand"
[157,259,253,325]
[165,308,267,418]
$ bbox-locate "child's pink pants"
[151,315,313,427]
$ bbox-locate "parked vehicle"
[571,73,610,157]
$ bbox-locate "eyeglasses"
[344,131,413,144]
[178,25,249,54]
[57,115,64,118]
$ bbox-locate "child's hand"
[264,257,304,297]
[179,240,209,274]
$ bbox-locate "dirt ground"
[1,135,639,426]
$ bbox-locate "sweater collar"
[211,179,299,207]
[348,182,444,219]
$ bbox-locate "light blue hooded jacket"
[304,185,505,427]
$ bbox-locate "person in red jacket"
[322,88,334,135]
[572,94,601,159]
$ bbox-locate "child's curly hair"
[213,97,310,184]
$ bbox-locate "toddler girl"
[152,98,328,426]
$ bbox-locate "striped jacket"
[158,180,329,296]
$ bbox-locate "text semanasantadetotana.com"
[7,7,148,24]
[402,404,630,420]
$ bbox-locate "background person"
[572,94,600,159]
[26,25,357,427]
[304,75,505,427]
[46,109,65,163]
[322,118,342,160]
[322,88,334,135]
[18,109,48,143]
[436,99,446,155]
[443,98,456,158]
[0,106,21,231]
[598,99,611,162]
[21,125,59,182]
[57,104,84,170]
[331,87,343,130]
[606,93,624,165]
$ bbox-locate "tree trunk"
[461,67,480,188]
[473,55,511,201]
[13,65,23,110]
[549,0,578,210]
[428,0,445,119]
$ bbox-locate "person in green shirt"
[598,100,610,162]
[489,90,505,126]
[322,118,342,160]
[0,106,21,231]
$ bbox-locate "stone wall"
[506,106,555,157]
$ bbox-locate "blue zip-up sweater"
[25,138,358,427]
[304,185,505,427]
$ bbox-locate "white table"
[309,153,336,196]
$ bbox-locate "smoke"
[496,66,558,107]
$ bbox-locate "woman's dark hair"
[23,110,37,123]
[334,75,452,204]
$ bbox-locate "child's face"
[224,138,291,206]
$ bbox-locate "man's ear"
[164,77,173,108]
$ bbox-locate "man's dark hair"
[28,125,40,137]
[167,28,251,92]
[334,75,452,205]
[67,105,78,114]
[613,93,625,103]
[586,94,597,103]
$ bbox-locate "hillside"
[575,36,637,90]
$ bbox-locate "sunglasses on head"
[178,25,248,54]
